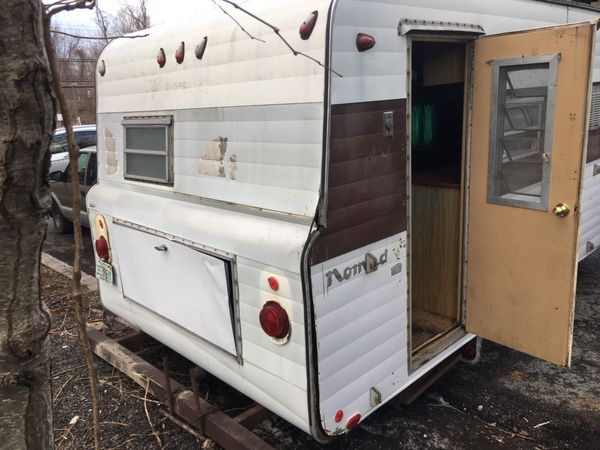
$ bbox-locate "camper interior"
[409,40,468,365]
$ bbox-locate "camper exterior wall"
[91,0,600,441]
[309,0,600,436]
[93,0,332,435]
[96,0,330,217]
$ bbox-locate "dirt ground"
[44,250,600,449]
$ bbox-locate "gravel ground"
[45,250,600,449]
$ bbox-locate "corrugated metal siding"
[311,99,407,264]
[97,0,331,112]
[97,103,323,217]
[328,0,600,106]
[310,234,408,434]
[579,162,600,258]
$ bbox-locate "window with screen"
[487,55,558,211]
[122,116,173,184]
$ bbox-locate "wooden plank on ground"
[86,327,275,450]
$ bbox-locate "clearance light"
[335,410,344,423]
[346,413,361,430]
[195,36,208,60]
[259,301,290,339]
[98,59,106,76]
[175,41,185,64]
[95,236,109,261]
[267,276,279,291]
[356,33,376,52]
[157,48,166,67]
[299,11,318,40]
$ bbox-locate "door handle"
[154,244,168,252]
[552,203,570,217]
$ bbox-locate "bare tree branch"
[218,0,342,77]
[43,9,102,450]
[95,7,111,45]
[51,29,149,40]
[210,0,265,43]
[44,0,95,18]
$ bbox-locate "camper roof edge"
[535,0,600,12]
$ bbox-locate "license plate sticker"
[96,260,113,284]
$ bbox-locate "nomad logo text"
[325,250,388,288]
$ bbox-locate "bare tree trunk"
[0,0,55,449]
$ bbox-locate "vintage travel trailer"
[88,0,600,441]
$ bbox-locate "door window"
[65,152,92,185]
[487,55,559,210]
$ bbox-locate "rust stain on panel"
[198,137,228,178]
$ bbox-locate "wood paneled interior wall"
[411,184,460,320]
[311,99,407,264]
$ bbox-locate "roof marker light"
[195,36,208,60]
[299,11,318,40]
[356,33,376,52]
[175,41,185,64]
[267,276,279,291]
[157,48,166,67]
[98,59,106,76]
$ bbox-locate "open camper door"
[466,22,597,366]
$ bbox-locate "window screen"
[487,55,558,211]
[122,117,172,184]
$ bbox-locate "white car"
[49,124,96,154]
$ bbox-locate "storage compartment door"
[112,223,237,355]
[466,22,596,366]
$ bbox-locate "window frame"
[122,116,173,185]
[487,54,559,211]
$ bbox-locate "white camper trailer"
[89,0,600,441]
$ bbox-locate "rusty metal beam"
[86,327,275,450]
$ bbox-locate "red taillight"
[356,33,376,52]
[335,410,344,423]
[346,413,361,430]
[267,276,279,291]
[299,11,318,40]
[259,301,290,339]
[95,236,109,261]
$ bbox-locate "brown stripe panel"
[311,99,407,264]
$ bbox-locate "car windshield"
[50,128,97,154]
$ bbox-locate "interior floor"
[410,41,466,355]
[412,308,457,351]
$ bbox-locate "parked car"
[49,124,97,154]
[49,147,97,233]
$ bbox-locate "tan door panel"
[466,22,596,366]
